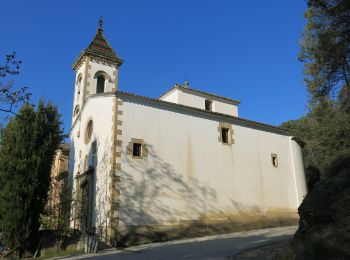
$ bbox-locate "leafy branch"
[0,52,31,116]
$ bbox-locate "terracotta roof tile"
[85,30,120,61]
[72,28,123,69]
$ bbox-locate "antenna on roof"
[183,81,190,88]
[97,16,103,33]
[183,71,190,88]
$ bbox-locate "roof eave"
[69,90,291,136]
[72,50,124,70]
[118,91,291,135]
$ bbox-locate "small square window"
[221,128,229,144]
[133,143,142,157]
[271,154,278,167]
[205,99,212,111]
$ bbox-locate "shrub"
[294,153,350,259]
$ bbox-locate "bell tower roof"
[73,17,123,69]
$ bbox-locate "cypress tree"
[0,100,63,255]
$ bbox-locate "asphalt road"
[66,226,297,260]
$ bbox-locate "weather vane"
[98,16,103,33]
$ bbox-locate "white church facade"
[68,22,307,245]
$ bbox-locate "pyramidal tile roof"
[73,18,123,69]
[85,28,121,61]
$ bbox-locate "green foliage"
[0,100,63,253]
[300,0,350,110]
[304,165,321,190]
[282,101,350,171]
[37,246,82,259]
[294,152,350,259]
[291,2,350,258]
[40,170,72,240]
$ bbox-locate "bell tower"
[71,17,123,124]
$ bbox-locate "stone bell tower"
[69,17,124,245]
[71,17,123,124]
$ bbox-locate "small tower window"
[133,143,142,157]
[221,128,229,144]
[205,99,213,111]
[218,123,234,145]
[127,138,149,159]
[271,154,278,167]
[96,76,105,94]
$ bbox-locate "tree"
[39,170,72,250]
[282,100,350,171]
[304,165,321,190]
[300,0,350,110]
[0,52,31,117]
[294,152,350,259]
[0,100,63,256]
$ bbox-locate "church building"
[68,21,307,246]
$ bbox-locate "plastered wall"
[69,95,115,231]
[118,95,306,227]
[160,88,239,116]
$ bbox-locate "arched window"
[94,71,111,94]
[96,76,105,94]
[74,105,80,116]
[76,74,82,101]
[85,120,93,144]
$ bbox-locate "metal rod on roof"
[98,16,103,33]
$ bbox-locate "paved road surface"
[66,226,297,260]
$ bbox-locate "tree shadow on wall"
[119,144,214,244]
[90,138,112,242]
[69,137,113,244]
[67,141,75,197]
[118,144,264,245]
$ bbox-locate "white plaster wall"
[214,99,239,117]
[118,96,306,226]
[290,139,308,205]
[69,117,82,230]
[69,95,114,229]
[160,89,178,103]
[160,89,238,116]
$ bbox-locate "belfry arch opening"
[96,76,105,94]
[94,71,111,94]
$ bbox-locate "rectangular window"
[221,128,229,144]
[205,99,213,111]
[271,154,278,167]
[133,143,142,157]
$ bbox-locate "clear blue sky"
[1,0,308,134]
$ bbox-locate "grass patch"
[38,247,83,259]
